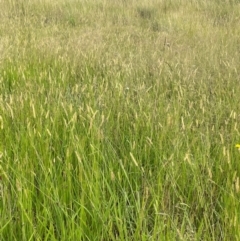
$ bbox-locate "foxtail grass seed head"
[0,116,3,129]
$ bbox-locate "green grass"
[1,0,240,240]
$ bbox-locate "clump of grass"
[137,6,155,20]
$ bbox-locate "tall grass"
[0,0,240,240]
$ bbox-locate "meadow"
[0,0,240,240]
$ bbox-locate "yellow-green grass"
[1,0,240,240]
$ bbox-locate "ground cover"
[0,0,240,240]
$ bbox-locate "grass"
[0,0,240,240]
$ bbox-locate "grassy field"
[1,0,240,240]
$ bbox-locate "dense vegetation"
[0,0,240,240]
